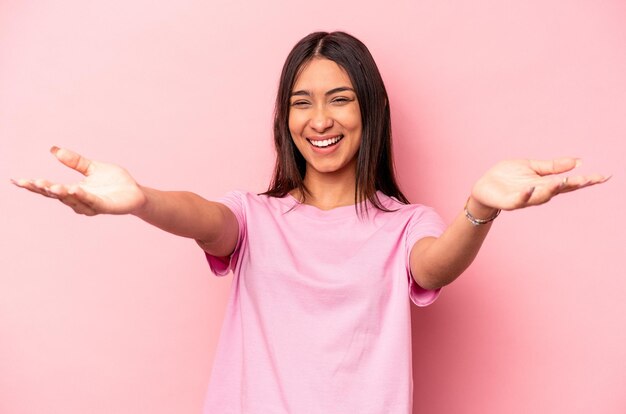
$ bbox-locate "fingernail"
[575,159,582,168]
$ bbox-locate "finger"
[510,186,536,209]
[11,178,59,199]
[528,158,581,176]
[557,174,610,194]
[51,146,93,176]
[59,198,97,215]
[56,189,98,216]
[527,179,563,205]
[53,185,104,213]
[68,200,98,216]
[69,186,103,211]
[33,178,63,198]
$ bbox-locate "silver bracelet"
[464,198,501,226]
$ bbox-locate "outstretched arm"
[12,147,238,257]
[410,158,610,290]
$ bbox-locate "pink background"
[2,1,625,413]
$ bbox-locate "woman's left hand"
[470,158,610,211]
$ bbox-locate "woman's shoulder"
[376,192,443,223]
[376,192,434,211]
[218,190,296,212]
[376,193,446,235]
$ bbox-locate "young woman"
[12,32,608,413]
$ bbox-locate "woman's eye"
[332,97,351,104]
[291,101,310,107]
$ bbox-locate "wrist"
[131,185,152,218]
[465,197,500,226]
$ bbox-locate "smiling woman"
[265,32,405,213]
[11,31,609,414]
[288,59,363,201]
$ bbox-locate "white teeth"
[309,136,342,148]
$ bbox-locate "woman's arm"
[12,147,238,257]
[134,187,238,257]
[410,158,610,290]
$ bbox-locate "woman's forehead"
[292,58,353,92]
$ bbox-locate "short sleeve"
[204,191,247,276]
[405,206,447,307]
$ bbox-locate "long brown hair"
[263,31,409,213]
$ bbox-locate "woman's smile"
[306,134,344,150]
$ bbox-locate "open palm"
[471,158,609,211]
[12,147,146,216]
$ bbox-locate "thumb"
[51,146,93,176]
[528,158,581,176]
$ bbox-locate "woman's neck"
[293,168,357,210]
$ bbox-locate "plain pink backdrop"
[1,1,625,413]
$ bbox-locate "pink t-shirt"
[203,191,446,414]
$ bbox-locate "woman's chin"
[305,159,357,178]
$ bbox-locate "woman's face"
[288,58,362,180]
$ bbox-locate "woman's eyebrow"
[290,86,355,97]
[325,86,354,95]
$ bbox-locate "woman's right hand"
[12,146,147,216]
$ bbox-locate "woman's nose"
[310,105,333,132]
